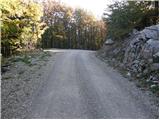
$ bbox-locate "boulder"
[126,72,131,77]
[140,39,159,59]
[105,39,114,45]
[132,29,139,35]
[150,63,159,71]
[143,69,149,75]
[100,24,159,86]
[146,39,159,53]
[146,24,159,31]
[129,29,139,36]
[153,52,159,57]
[141,25,159,40]
[153,52,159,63]
[148,58,153,63]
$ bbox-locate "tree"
[103,1,159,40]
[41,0,106,50]
[1,0,44,56]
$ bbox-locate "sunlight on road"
[43,49,68,53]
[43,49,95,53]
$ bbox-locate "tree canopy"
[103,1,159,40]
[2,0,157,56]
[1,0,45,56]
[41,0,106,50]
[1,0,106,57]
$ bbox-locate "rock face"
[98,24,159,90]
[141,25,159,40]
[123,25,159,76]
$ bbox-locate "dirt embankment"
[1,50,55,118]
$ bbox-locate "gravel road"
[28,49,158,119]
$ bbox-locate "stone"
[127,72,131,77]
[139,60,146,67]
[146,79,150,82]
[136,73,142,78]
[146,39,159,53]
[133,59,140,64]
[140,39,159,59]
[141,49,152,59]
[146,24,159,31]
[152,81,159,84]
[148,58,153,63]
[130,38,140,46]
[150,84,157,88]
[132,29,139,34]
[150,63,159,71]
[153,52,159,63]
[136,33,146,42]
[100,24,159,87]
[153,52,159,57]
[113,49,120,55]
[141,25,159,40]
[143,69,149,75]
[105,39,114,45]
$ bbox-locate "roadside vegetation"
[41,1,106,50]
[100,1,159,95]
[1,0,159,118]
[103,1,158,40]
[2,50,54,118]
[1,0,106,59]
[1,0,45,57]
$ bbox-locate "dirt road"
[29,49,158,119]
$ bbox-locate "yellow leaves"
[1,0,20,16]
[1,0,44,51]
[66,10,72,18]
[0,0,43,22]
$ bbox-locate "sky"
[60,0,119,19]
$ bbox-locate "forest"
[1,0,159,57]
[1,0,159,119]
[41,1,106,50]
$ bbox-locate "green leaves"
[103,1,159,40]
[1,0,44,56]
[41,1,106,50]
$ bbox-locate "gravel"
[1,51,55,118]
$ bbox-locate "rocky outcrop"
[98,25,159,93]
[123,25,158,79]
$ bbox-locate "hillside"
[97,25,159,96]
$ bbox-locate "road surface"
[29,50,158,119]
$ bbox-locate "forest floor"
[1,49,159,119]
